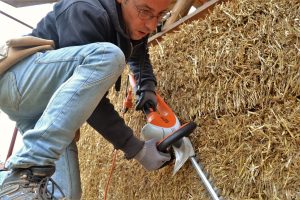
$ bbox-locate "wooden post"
[163,0,196,29]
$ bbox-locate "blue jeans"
[0,42,125,198]
[51,141,82,199]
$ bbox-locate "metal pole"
[190,156,220,200]
[0,10,33,29]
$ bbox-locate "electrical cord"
[104,76,131,200]
[103,149,118,200]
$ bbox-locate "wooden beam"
[0,0,57,7]
[148,0,228,45]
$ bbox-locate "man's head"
[117,0,172,40]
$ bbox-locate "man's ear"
[116,0,123,3]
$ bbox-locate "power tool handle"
[157,121,197,152]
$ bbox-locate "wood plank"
[148,0,229,45]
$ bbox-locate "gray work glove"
[135,90,157,111]
[134,138,171,171]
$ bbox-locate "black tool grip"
[157,121,197,152]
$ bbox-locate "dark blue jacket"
[31,0,156,158]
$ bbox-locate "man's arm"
[128,38,158,110]
[87,95,144,159]
[128,38,157,92]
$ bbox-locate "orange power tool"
[123,74,220,200]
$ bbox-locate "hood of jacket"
[99,0,130,40]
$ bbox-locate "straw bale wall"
[78,0,300,199]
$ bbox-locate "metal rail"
[0,10,33,29]
[0,0,57,8]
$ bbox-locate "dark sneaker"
[0,166,65,200]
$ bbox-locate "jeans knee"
[94,42,125,73]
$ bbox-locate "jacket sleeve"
[128,38,157,92]
[32,1,112,48]
[87,95,144,159]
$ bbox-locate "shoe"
[0,166,65,200]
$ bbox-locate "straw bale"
[151,0,300,117]
[78,0,300,199]
[78,97,300,200]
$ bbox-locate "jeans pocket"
[0,72,21,112]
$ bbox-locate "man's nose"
[145,17,159,32]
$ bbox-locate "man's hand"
[134,138,171,171]
[135,90,157,111]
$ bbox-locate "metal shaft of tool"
[190,156,220,200]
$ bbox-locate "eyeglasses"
[132,0,171,22]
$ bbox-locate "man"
[0,0,172,199]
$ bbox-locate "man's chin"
[130,32,146,40]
